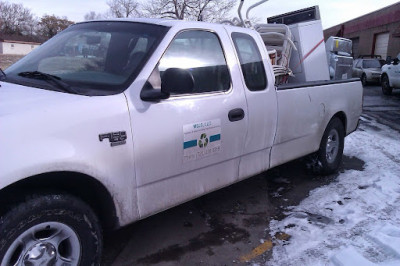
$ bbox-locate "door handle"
[228,108,245,122]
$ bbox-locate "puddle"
[242,214,267,228]
[341,156,366,171]
[137,220,249,264]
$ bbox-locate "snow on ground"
[267,115,400,266]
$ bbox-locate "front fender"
[0,91,138,226]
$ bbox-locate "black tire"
[316,118,345,175]
[361,73,368,86]
[381,75,393,95]
[0,194,102,265]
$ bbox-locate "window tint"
[232,32,267,91]
[155,30,230,94]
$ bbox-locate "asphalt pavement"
[103,84,400,266]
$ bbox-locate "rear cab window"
[231,32,267,91]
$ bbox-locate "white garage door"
[374,32,390,59]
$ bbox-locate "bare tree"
[107,0,140,18]
[0,1,37,35]
[38,15,74,39]
[141,0,236,22]
[84,11,104,21]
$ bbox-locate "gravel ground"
[0,54,24,69]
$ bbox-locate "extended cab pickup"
[0,19,362,264]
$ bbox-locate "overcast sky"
[5,0,400,29]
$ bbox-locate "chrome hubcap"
[326,129,339,164]
[2,222,81,266]
[24,242,57,265]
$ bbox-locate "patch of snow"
[267,116,400,265]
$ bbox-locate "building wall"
[0,42,40,55]
[324,3,400,59]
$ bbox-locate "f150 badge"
[99,131,127,147]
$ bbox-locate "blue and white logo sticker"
[183,119,221,162]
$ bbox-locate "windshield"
[4,21,169,96]
[362,59,381,68]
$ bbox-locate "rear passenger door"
[227,29,278,178]
[129,28,248,217]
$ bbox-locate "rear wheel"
[313,118,345,175]
[381,75,393,95]
[0,194,102,265]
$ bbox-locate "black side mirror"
[140,81,169,102]
[161,68,194,94]
[393,58,399,65]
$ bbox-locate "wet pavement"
[103,85,400,265]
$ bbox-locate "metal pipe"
[220,20,235,25]
[232,17,241,25]
[259,32,298,51]
[246,0,269,20]
[238,0,245,27]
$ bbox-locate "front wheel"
[315,118,345,175]
[0,194,102,265]
[381,75,393,95]
[361,73,368,86]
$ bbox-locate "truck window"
[156,30,231,94]
[4,22,169,96]
[232,32,267,91]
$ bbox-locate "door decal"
[183,119,222,162]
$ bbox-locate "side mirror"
[141,81,169,102]
[393,58,399,65]
[161,68,194,94]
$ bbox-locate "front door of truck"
[127,28,248,217]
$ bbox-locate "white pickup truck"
[0,19,362,264]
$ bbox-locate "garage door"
[374,32,389,59]
[351,37,359,58]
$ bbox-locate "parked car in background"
[352,58,382,86]
[381,53,400,95]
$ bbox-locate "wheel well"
[332,112,347,133]
[0,172,119,231]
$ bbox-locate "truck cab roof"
[77,17,252,33]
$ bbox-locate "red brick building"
[323,2,400,60]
